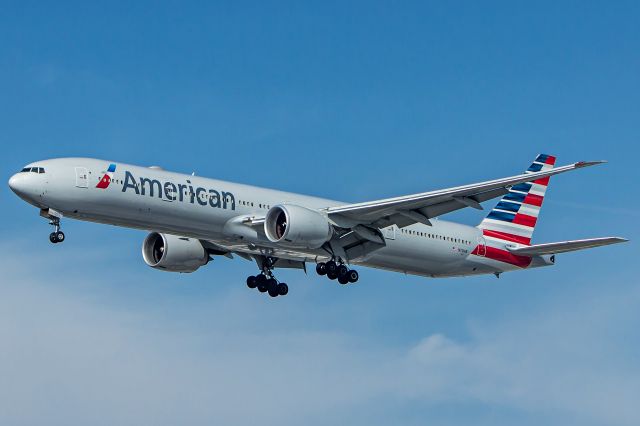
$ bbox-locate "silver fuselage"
[9,158,552,277]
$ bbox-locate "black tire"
[49,232,58,244]
[338,275,349,285]
[316,262,327,276]
[268,287,279,297]
[256,274,267,285]
[258,285,268,293]
[266,278,277,292]
[56,231,65,242]
[326,260,338,275]
[327,270,338,280]
[338,264,349,278]
[348,270,359,283]
[246,276,257,289]
[278,283,289,296]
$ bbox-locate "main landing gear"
[315,259,359,285]
[246,258,289,298]
[48,217,65,244]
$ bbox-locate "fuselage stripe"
[472,245,532,268]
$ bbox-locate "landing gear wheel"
[337,264,349,279]
[347,270,359,283]
[55,231,65,243]
[316,262,327,276]
[246,276,258,289]
[268,287,279,297]
[256,274,268,292]
[327,270,338,280]
[266,278,277,292]
[338,275,349,285]
[278,283,289,296]
[326,260,338,275]
[49,232,58,244]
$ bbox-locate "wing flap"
[507,237,628,256]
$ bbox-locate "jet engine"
[142,232,209,273]
[264,204,333,249]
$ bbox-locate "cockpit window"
[20,167,45,173]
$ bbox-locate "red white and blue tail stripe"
[479,154,556,247]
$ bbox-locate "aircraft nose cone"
[8,172,37,198]
[8,173,23,194]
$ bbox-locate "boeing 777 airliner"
[8,155,627,297]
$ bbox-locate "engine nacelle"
[142,232,208,273]
[264,204,333,249]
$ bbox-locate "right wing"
[327,160,605,229]
[507,237,628,256]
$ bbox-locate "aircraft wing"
[506,237,628,256]
[326,160,604,229]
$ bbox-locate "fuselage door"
[75,167,88,188]
[476,236,487,256]
[384,225,396,240]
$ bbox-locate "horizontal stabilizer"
[507,237,628,256]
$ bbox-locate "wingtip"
[575,160,607,168]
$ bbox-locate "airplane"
[8,154,627,297]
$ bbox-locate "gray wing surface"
[326,161,604,229]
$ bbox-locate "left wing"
[326,160,604,229]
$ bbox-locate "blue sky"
[1,1,638,425]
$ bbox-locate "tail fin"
[478,154,556,245]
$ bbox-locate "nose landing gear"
[48,217,65,244]
[316,259,359,285]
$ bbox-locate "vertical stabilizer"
[478,154,556,245]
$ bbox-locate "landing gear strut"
[316,258,359,285]
[246,257,289,297]
[48,217,65,244]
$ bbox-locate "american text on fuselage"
[121,170,237,210]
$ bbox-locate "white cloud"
[0,246,638,426]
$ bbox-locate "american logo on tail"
[475,154,556,268]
